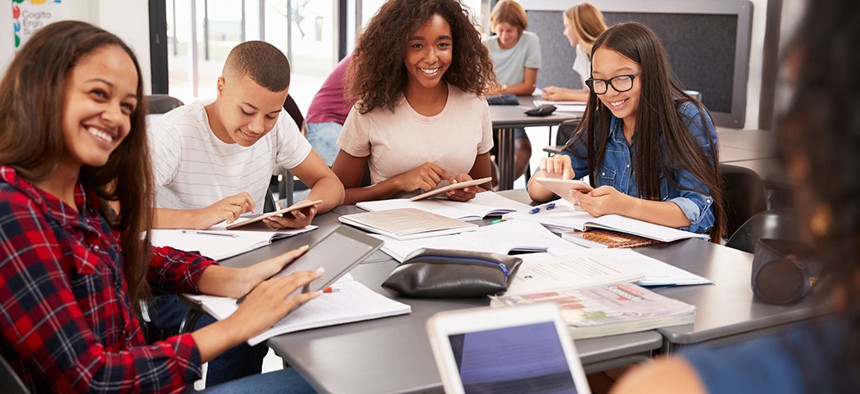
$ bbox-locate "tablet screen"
[448,322,580,394]
[273,226,383,292]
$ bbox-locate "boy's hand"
[192,192,255,229]
[263,205,317,229]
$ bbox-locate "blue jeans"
[305,121,343,167]
[151,295,268,386]
[191,368,317,393]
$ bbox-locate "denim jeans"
[305,121,343,167]
[190,367,317,393]
[151,295,268,386]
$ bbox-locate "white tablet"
[427,303,592,394]
[535,177,593,205]
[410,177,492,201]
[226,199,322,230]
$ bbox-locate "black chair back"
[145,94,185,115]
[1,356,29,394]
[721,163,768,239]
[725,209,800,253]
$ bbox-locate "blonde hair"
[565,2,607,55]
[490,0,528,34]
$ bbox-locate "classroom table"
[220,205,661,394]
[490,96,582,191]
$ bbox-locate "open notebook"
[357,191,530,221]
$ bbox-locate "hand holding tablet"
[226,200,322,230]
[410,177,492,201]
[534,177,593,206]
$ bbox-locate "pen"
[182,230,238,238]
[491,218,506,224]
[528,202,556,215]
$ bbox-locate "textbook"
[503,200,709,243]
[491,282,696,339]
[338,208,477,240]
[185,275,411,346]
[150,226,317,261]
[357,191,531,221]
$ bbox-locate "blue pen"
[528,202,556,215]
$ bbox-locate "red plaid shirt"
[0,166,217,393]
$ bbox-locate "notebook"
[150,226,316,261]
[358,191,531,221]
[427,303,592,394]
[338,208,477,240]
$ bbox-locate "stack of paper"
[185,276,411,346]
[546,247,712,286]
[150,226,316,261]
[339,208,477,240]
[357,191,530,221]
[501,252,646,296]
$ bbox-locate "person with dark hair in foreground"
[612,1,860,392]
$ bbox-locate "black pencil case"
[382,248,522,298]
[486,94,520,105]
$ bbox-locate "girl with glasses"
[528,22,725,241]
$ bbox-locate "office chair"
[275,94,309,206]
[721,163,768,239]
[145,94,184,115]
[1,356,29,394]
[725,209,800,254]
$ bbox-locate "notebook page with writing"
[547,247,712,286]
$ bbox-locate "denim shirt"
[562,101,717,233]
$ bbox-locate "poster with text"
[12,0,65,49]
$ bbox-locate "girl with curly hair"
[331,0,495,205]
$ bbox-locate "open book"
[358,191,531,221]
[339,208,477,240]
[504,200,708,243]
[492,282,695,339]
[185,275,411,346]
[150,226,316,261]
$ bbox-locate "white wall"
[0,0,151,93]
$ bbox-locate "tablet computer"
[534,177,593,205]
[410,177,492,201]
[238,225,383,303]
[427,303,592,394]
[226,199,322,230]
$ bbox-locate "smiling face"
[61,45,139,170]
[493,22,521,49]
[563,15,579,47]
[591,47,642,126]
[404,14,453,92]
[213,72,288,147]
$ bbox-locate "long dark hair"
[347,0,495,114]
[781,1,860,390]
[0,21,152,313]
[567,22,725,241]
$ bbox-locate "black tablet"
[273,225,383,293]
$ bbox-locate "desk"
[223,205,660,394]
[490,96,582,191]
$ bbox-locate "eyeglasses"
[585,72,641,95]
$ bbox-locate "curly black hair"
[346,0,495,114]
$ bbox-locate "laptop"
[427,303,592,394]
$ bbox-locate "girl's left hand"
[570,186,631,217]
[446,174,481,202]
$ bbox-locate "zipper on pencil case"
[407,255,510,276]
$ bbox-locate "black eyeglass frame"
[585,72,642,95]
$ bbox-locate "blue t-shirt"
[683,315,857,393]
[561,101,717,233]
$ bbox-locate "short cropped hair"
[224,41,291,92]
[490,0,528,34]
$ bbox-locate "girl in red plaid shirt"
[0,21,320,393]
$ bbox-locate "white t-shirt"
[483,30,542,86]
[337,85,493,185]
[149,99,312,214]
[572,44,591,87]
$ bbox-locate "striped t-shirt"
[149,99,311,214]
